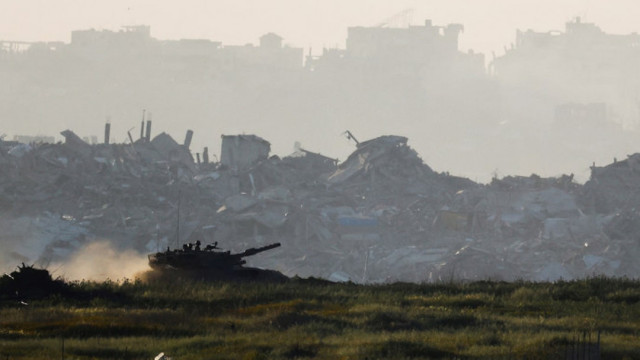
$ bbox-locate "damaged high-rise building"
[2,18,640,183]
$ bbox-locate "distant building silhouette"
[2,20,640,182]
[492,17,640,128]
[308,19,484,79]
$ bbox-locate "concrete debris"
[2,129,640,283]
[220,135,270,170]
[60,129,91,154]
[7,143,32,158]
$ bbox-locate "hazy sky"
[2,0,640,57]
[3,0,640,182]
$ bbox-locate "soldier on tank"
[204,241,218,251]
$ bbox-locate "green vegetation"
[1,276,640,359]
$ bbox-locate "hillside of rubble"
[1,128,639,283]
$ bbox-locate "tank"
[147,242,285,281]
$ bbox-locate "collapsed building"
[5,19,640,182]
[1,126,640,283]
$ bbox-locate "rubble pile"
[1,129,640,283]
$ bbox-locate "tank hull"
[146,243,285,282]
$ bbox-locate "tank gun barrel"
[238,243,281,258]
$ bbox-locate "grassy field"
[1,274,640,359]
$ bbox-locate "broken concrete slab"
[220,134,270,170]
[224,194,258,212]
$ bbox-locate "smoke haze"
[3,2,640,182]
[2,2,640,283]
[52,241,149,282]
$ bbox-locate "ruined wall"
[220,135,271,170]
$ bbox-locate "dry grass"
[1,277,639,359]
